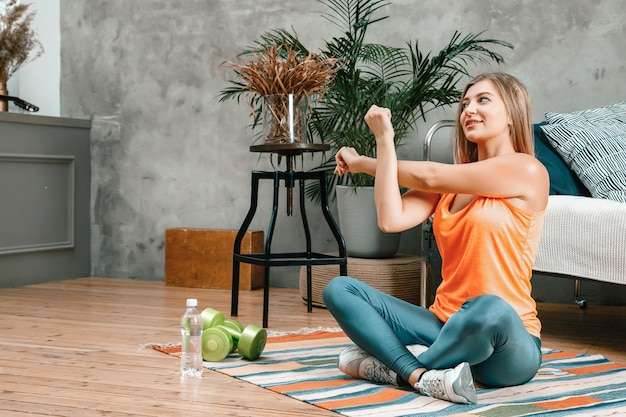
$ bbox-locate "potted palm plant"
[220,0,513,257]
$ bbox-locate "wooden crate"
[165,228,264,290]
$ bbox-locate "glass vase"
[262,94,309,144]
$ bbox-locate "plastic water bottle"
[180,298,203,377]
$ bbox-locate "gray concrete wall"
[60,1,626,292]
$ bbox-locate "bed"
[533,195,626,306]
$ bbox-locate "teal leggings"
[323,276,542,387]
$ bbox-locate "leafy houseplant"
[0,0,44,111]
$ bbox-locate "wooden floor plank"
[1,277,625,417]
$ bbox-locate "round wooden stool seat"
[299,254,424,307]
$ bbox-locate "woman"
[323,72,549,404]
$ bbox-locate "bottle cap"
[186,298,198,307]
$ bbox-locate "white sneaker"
[337,346,398,385]
[416,362,477,404]
[337,344,429,386]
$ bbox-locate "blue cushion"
[533,122,590,196]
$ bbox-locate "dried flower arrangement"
[0,1,44,92]
[220,37,339,143]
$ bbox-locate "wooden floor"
[1,277,625,417]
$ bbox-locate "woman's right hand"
[334,146,361,176]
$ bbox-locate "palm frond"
[250,28,312,58]
[318,0,390,34]
[357,43,410,80]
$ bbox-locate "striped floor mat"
[156,330,626,416]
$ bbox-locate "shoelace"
[419,373,446,398]
[363,361,396,384]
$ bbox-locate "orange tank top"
[429,193,545,338]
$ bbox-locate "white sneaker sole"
[450,362,477,404]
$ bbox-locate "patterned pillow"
[545,100,626,124]
[541,120,626,203]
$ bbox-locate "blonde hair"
[454,72,534,163]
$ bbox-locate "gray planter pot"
[336,185,401,259]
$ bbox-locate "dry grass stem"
[222,38,339,143]
[227,43,339,98]
[0,0,44,85]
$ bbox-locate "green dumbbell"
[200,308,232,361]
[201,326,234,362]
[201,307,225,329]
[223,319,244,350]
[200,307,267,360]
[217,322,267,360]
[207,318,245,353]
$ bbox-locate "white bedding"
[534,195,626,285]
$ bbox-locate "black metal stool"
[231,143,347,328]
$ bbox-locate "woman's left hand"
[364,105,394,142]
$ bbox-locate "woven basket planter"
[299,254,425,308]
